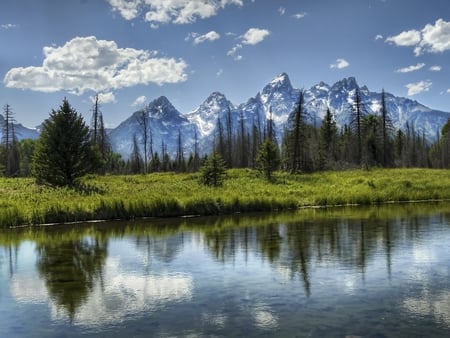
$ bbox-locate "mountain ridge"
[108,73,450,158]
[3,73,449,159]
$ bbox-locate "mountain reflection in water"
[1,203,450,337]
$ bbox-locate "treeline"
[1,89,450,181]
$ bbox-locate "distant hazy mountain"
[0,114,39,141]
[107,73,450,159]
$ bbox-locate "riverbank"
[1,168,450,228]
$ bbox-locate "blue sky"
[1,0,450,128]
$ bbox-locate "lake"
[1,203,450,337]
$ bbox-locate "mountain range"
[2,73,450,159]
[109,73,450,159]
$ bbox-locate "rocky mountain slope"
[108,73,450,159]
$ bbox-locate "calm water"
[1,204,450,337]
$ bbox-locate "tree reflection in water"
[36,237,107,320]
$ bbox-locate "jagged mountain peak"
[331,76,359,92]
[146,96,181,120]
[107,72,450,158]
[203,91,231,107]
[263,72,294,94]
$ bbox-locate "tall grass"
[0,168,450,227]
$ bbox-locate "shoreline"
[2,168,450,229]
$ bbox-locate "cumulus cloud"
[330,58,350,69]
[386,29,421,46]
[132,95,147,107]
[395,63,425,73]
[90,92,117,104]
[406,80,432,96]
[3,36,188,94]
[108,0,243,25]
[375,34,383,40]
[386,19,450,56]
[278,7,285,16]
[241,28,271,45]
[186,31,220,44]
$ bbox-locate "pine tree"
[380,89,394,167]
[283,90,309,173]
[349,87,367,165]
[129,134,143,174]
[318,107,338,169]
[2,103,20,176]
[200,152,227,187]
[32,98,102,187]
[257,139,280,181]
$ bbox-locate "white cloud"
[90,92,117,104]
[216,68,223,77]
[3,36,188,94]
[278,7,285,16]
[227,28,270,61]
[187,31,221,45]
[1,23,18,29]
[406,80,432,96]
[375,34,383,40]
[386,19,450,56]
[447,89,450,94]
[107,0,142,20]
[108,0,243,25]
[395,63,425,73]
[416,19,450,55]
[429,65,442,71]
[330,58,350,69]
[241,28,270,45]
[386,29,421,46]
[227,44,243,61]
[132,95,147,107]
[292,12,307,19]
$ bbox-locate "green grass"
[0,168,450,228]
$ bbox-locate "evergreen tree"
[129,134,143,174]
[380,89,394,166]
[256,138,280,181]
[283,90,310,172]
[200,152,227,187]
[19,139,36,176]
[318,107,338,169]
[175,128,185,172]
[361,114,382,168]
[2,103,20,176]
[349,87,367,165]
[32,98,102,187]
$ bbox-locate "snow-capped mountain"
[108,73,450,158]
[0,114,39,141]
[109,96,196,159]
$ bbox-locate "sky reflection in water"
[1,204,450,337]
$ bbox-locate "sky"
[1,0,450,129]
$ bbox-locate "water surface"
[1,203,450,337]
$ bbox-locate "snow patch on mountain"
[105,73,450,158]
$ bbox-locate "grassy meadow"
[1,168,450,228]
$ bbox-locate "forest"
[1,88,450,181]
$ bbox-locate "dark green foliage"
[257,139,280,180]
[200,152,227,187]
[32,98,102,187]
